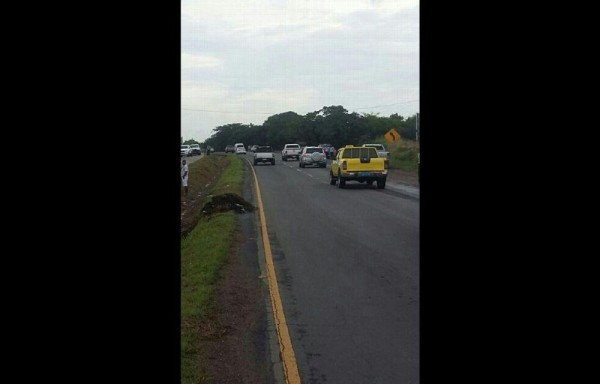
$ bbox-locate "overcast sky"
[181,0,419,143]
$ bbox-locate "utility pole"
[416,113,419,141]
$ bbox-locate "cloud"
[181,0,419,142]
[181,53,222,70]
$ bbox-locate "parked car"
[253,146,275,165]
[189,144,202,156]
[234,143,247,154]
[224,145,235,153]
[250,145,259,152]
[180,145,192,157]
[299,146,327,168]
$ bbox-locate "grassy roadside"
[370,135,420,172]
[181,154,245,384]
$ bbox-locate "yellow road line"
[246,159,301,384]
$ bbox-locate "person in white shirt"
[181,159,189,197]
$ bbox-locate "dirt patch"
[202,231,269,384]
[387,168,419,187]
[202,193,255,216]
[182,155,272,383]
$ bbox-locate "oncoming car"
[225,145,235,153]
[180,145,192,157]
[189,144,201,156]
[299,146,327,168]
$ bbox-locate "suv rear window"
[305,147,323,154]
[258,146,272,152]
[286,144,300,148]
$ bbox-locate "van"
[234,143,246,154]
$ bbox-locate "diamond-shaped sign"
[385,128,401,143]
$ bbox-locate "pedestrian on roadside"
[181,159,189,197]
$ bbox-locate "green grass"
[181,154,245,384]
[369,135,420,173]
[210,155,244,196]
[181,212,236,383]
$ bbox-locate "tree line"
[195,105,418,151]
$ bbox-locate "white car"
[180,145,192,157]
[189,144,201,156]
[281,143,301,161]
[362,143,389,159]
[253,146,275,165]
[299,146,327,168]
[234,143,246,154]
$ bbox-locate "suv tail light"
[342,161,347,170]
[384,159,389,169]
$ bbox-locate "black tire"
[329,171,337,185]
[254,160,257,165]
[337,171,345,188]
[320,164,326,168]
[283,156,287,161]
[366,180,374,186]
[299,162,303,168]
[377,178,386,189]
[271,159,275,165]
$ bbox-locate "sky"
[181,0,419,143]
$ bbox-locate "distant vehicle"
[281,143,301,161]
[253,146,275,166]
[189,144,202,156]
[234,143,246,154]
[180,145,192,157]
[318,143,336,159]
[224,145,235,153]
[250,145,259,152]
[299,146,327,168]
[362,143,389,159]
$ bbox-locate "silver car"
[299,146,327,168]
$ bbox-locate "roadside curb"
[385,181,420,199]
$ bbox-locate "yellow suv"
[330,145,388,189]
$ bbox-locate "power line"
[181,108,273,114]
[351,99,420,110]
[181,99,419,115]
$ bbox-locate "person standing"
[181,159,189,197]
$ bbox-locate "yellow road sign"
[385,128,401,143]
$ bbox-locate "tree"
[262,112,304,149]
[183,139,199,145]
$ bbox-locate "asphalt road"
[248,153,419,384]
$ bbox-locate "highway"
[248,152,419,384]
